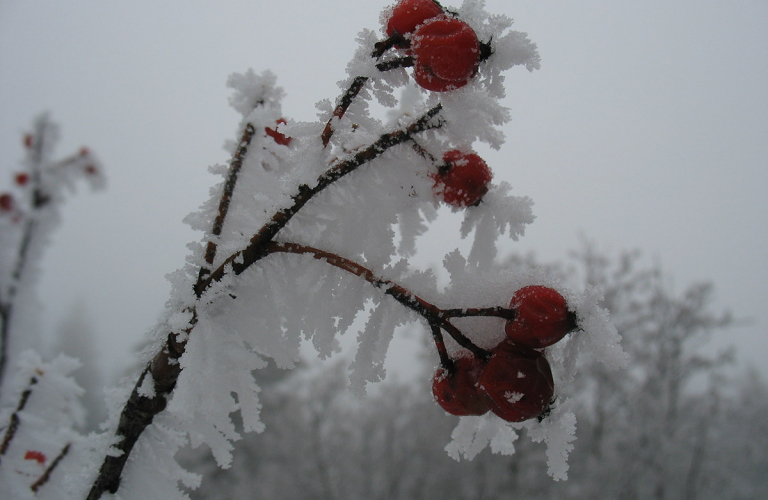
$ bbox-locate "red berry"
[386,0,444,39]
[505,286,574,348]
[432,150,492,207]
[84,165,98,175]
[479,341,554,422]
[79,146,89,157]
[24,450,47,465]
[15,172,30,186]
[23,134,34,149]
[412,17,479,92]
[265,118,292,146]
[0,193,14,213]
[432,355,489,416]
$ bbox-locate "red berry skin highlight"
[386,0,444,39]
[432,150,492,207]
[479,341,554,422]
[432,355,489,416]
[505,285,574,348]
[412,17,479,91]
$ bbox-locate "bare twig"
[199,104,444,294]
[321,33,414,147]
[0,376,38,462]
[442,306,518,321]
[30,442,70,493]
[265,241,493,360]
[199,122,257,278]
[375,56,414,72]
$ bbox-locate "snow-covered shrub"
[0,2,627,498]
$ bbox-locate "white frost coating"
[445,414,516,461]
[348,298,408,397]
[0,351,87,499]
[444,399,577,480]
[136,372,156,398]
[167,311,266,467]
[523,398,578,481]
[112,413,201,500]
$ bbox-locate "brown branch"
[321,32,414,148]
[30,442,70,493]
[0,376,38,461]
[86,105,445,499]
[198,104,444,296]
[375,56,414,72]
[430,323,455,371]
[321,76,369,147]
[442,306,518,321]
[200,122,257,277]
[265,241,492,360]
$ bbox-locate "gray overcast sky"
[1,0,766,380]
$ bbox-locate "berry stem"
[322,32,420,147]
[429,322,455,372]
[264,241,492,361]
[442,306,517,321]
[375,56,415,72]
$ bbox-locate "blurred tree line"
[176,245,768,499]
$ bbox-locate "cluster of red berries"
[432,285,577,422]
[385,0,484,92]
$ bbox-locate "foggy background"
[1,0,766,381]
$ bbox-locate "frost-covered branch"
[265,240,495,360]
[200,123,257,276]
[197,103,444,295]
[88,103,446,499]
[0,376,37,460]
[30,442,70,493]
